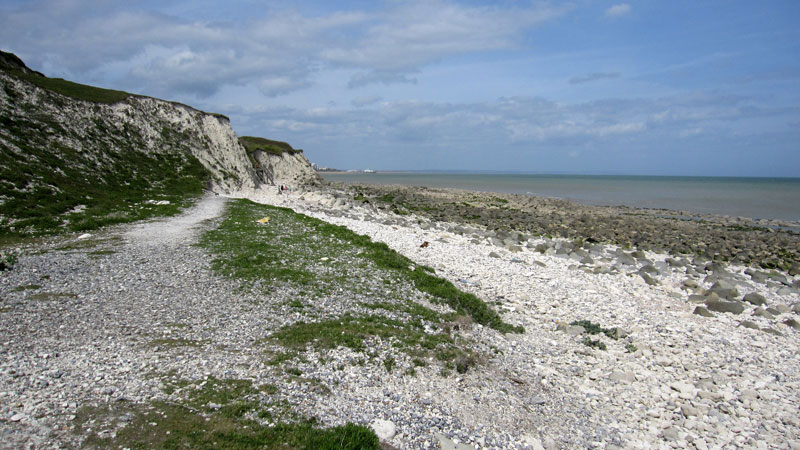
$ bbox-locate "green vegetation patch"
[570,319,619,340]
[4,68,131,104]
[239,136,303,156]
[201,199,520,333]
[75,376,379,449]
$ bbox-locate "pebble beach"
[1,185,799,449]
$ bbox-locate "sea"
[321,172,800,222]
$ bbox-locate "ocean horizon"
[322,172,800,222]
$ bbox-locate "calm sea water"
[322,173,800,222]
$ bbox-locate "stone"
[688,294,708,304]
[742,292,767,306]
[705,299,744,315]
[784,318,800,330]
[693,306,715,318]
[640,273,659,286]
[683,279,700,289]
[609,371,635,383]
[488,252,501,258]
[566,325,586,336]
[740,389,759,401]
[774,304,791,314]
[739,321,760,330]
[752,308,775,319]
[9,413,23,422]
[617,254,636,266]
[370,419,396,440]
[639,264,659,274]
[707,280,739,300]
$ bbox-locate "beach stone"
[707,281,739,300]
[774,304,791,314]
[505,244,522,253]
[790,263,800,276]
[609,371,635,383]
[705,299,744,315]
[370,419,396,440]
[752,308,775,319]
[742,292,767,306]
[777,287,794,296]
[616,254,636,266]
[693,306,715,318]
[688,294,708,304]
[739,321,760,330]
[762,328,783,336]
[640,273,659,286]
[784,318,800,330]
[683,279,700,289]
[488,252,501,258]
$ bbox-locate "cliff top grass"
[1,51,130,104]
[239,136,303,156]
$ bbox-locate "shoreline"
[323,181,800,271]
[2,188,799,449]
[245,185,800,449]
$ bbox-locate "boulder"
[752,308,775,319]
[693,306,715,318]
[640,273,659,286]
[739,321,760,330]
[742,292,767,306]
[370,419,396,440]
[705,299,744,315]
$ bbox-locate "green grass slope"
[0,53,212,238]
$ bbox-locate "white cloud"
[605,4,631,18]
[0,0,569,96]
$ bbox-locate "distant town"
[312,163,375,173]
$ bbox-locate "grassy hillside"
[0,54,211,238]
[239,136,303,156]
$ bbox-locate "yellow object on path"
[256,216,271,224]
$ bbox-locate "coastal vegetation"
[239,136,304,156]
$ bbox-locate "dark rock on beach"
[334,183,800,270]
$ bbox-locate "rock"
[609,371,635,383]
[762,327,783,336]
[683,279,700,289]
[639,264,659,274]
[505,244,522,253]
[705,299,744,315]
[752,308,775,319]
[707,280,739,300]
[681,405,700,418]
[435,432,475,450]
[739,321,760,330]
[77,233,92,240]
[661,426,681,441]
[688,295,708,304]
[790,263,800,276]
[566,325,586,336]
[784,318,800,330]
[774,304,791,314]
[617,254,636,266]
[740,389,759,401]
[488,252,501,258]
[9,413,23,422]
[693,306,715,318]
[640,273,659,286]
[370,419,396,440]
[742,292,767,306]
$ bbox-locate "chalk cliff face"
[0,60,259,194]
[251,150,322,187]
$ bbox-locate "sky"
[2,0,799,176]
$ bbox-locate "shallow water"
[322,173,800,222]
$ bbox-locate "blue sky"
[2,0,799,176]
